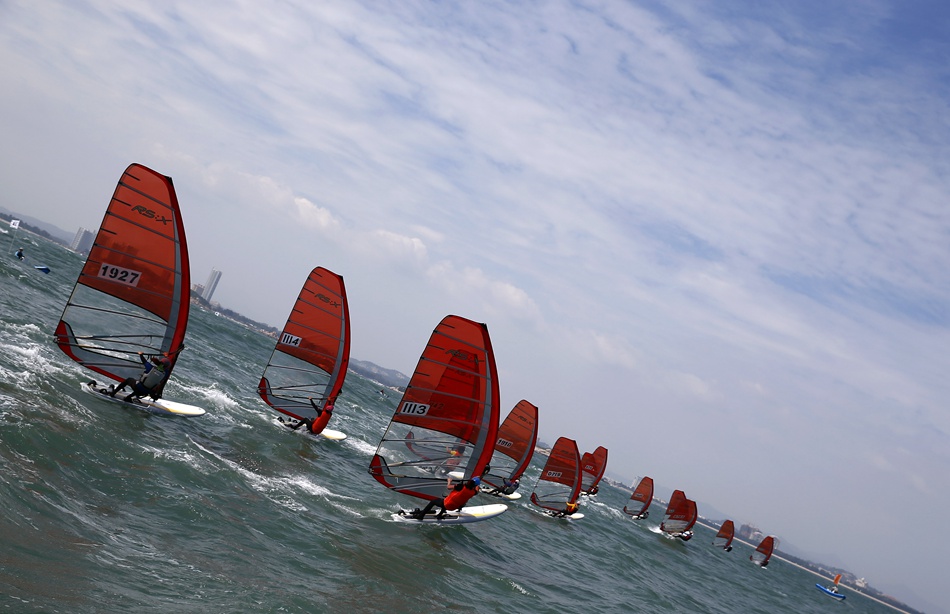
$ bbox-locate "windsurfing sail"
[751,535,775,566]
[623,476,654,518]
[580,446,608,494]
[660,490,697,535]
[713,520,735,550]
[833,573,842,587]
[529,437,582,513]
[55,163,190,394]
[257,267,350,425]
[482,400,538,491]
[369,315,500,501]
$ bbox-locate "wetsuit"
[112,354,166,400]
[415,480,479,518]
[306,399,334,434]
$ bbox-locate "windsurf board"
[394,503,508,525]
[81,381,206,417]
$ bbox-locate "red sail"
[369,315,500,501]
[580,446,608,493]
[713,520,735,550]
[529,437,581,512]
[751,536,775,566]
[623,476,654,517]
[661,489,696,534]
[55,164,189,386]
[257,267,350,424]
[683,499,698,531]
[483,400,538,490]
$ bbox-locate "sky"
[2,1,949,610]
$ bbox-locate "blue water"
[0,235,903,613]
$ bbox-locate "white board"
[479,485,522,500]
[535,508,584,520]
[393,503,508,525]
[81,381,206,417]
[320,428,347,441]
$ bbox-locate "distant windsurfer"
[486,477,520,496]
[587,485,599,496]
[15,247,24,260]
[410,476,481,520]
[110,352,170,402]
[446,445,463,467]
[829,585,838,594]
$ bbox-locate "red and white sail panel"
[751,536,775,566]
[257,267,350,422]
[713,520,735,550]
[623,476,654,517]
[369,315,500,501]
[661,489,697,534]
[483,400,538,491]
[55,163,190,389]
[580,446,608,493]
[529,437,582,512]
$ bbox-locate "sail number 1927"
[98,264,141,287]
[399,402,430,416]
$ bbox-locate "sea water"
[0,236,901,613]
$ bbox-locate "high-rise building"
[202,268,222,302]
[70,227,94,254]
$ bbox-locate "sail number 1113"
[98,264,141,287]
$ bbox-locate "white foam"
[346,438,377,457]
[174,382,239,409]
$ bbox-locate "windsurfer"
[588,485,599,495]
[677,530,694,541]
[411,476,481,519]
[487,477,520,496]
[111,352,170,402]
[829,585,838,594]
[15,248,24,260]
[306,396,336,434]
[553,501,579,518]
